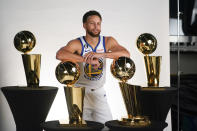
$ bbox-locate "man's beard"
[87,30,100,37]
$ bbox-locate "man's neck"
[85,34,99,47]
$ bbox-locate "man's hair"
[82,10,102,23]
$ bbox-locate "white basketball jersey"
[75,36,106,89]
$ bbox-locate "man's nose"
[95,25,100,29]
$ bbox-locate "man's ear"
[83,23,86,29]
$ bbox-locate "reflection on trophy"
[111,56,150,127]
[55,61,86,126]
[14,31,41,87]
[136,33,161,87]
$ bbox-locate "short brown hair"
[82,10,102,23]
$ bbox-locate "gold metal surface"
[119,116,151,127]
[110,57,135,82]
[22,54,41,87]
[64,86,86,125]
[136,33,162,87]
[14,31,36,54]
[119,82,151,127]
[144,56,161,87]
[136,33,157,55]
[111,57,150,127]
[55,61,86,126]
[119,82,141,117]
[55,61,80,86]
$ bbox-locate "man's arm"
[83,37,130,69]
[104,36,130,59]
[84,37,130,62]
[56,39,101,66]
[56,40,84,63]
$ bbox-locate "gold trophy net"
[55,61,86,126]
[111,57,150,127]
[14,31,41,87]
[136,33,162,87]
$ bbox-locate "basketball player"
[56,10,130,124]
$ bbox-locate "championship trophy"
[1,31,58,131]
[111,56,150,127]
[14,30,41,87]
[55,61,86,126]
[136,33,161,87]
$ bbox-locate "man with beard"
[56,10,130,124]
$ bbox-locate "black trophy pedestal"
[105,120,168,131]
[1,86,58,131]
[41,120,104,131]
[140,87,177,122]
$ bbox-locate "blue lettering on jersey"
[84,58,103,81]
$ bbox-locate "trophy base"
[140,87,177,121]
[1,86,58,131]
[106,120,168,131]
[59,124,87,127]
[119,116,151,127]
[59,120,87,127]
[141,87,167,91]
[42,120,104,131]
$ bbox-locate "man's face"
[83,15,101,37]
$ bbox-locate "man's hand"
[83,52,104,69]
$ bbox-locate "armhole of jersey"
[78,38,84,56]
[103,36,106,52]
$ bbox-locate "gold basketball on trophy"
[136,33,157,55]
[14,30,36,54]
[55,61,80,86]
[111,56,135,82]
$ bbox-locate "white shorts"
[82,87,113,124]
